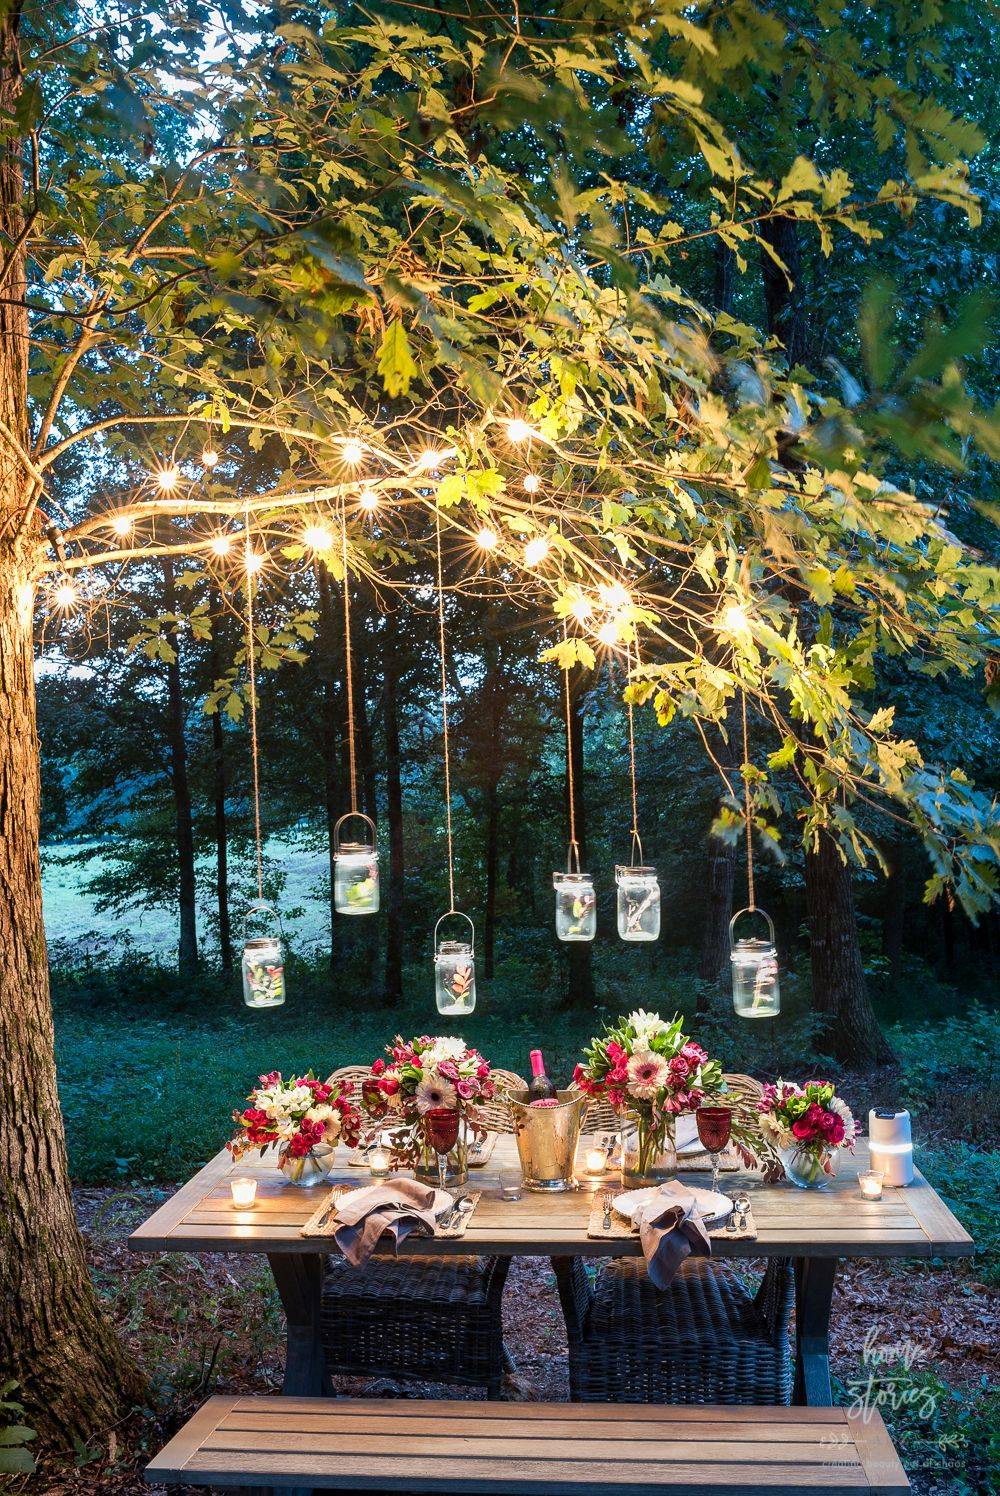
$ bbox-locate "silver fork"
[601,1193,614,1231]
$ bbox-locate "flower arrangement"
[575,1010,727,1177]
[229,1070,361,1184]
[361,1035,494,1173]
[758,1080,857,1187]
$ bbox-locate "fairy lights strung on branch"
[156,465,180,492]
[332,508,380,916]
[201,447,220,469]
[432,505,477,1015]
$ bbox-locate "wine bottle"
[527,1048,558,1102]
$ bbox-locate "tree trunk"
[483,625,503,980]
[760,216,807,366]
[805,829,894,1066]
[881,841,906,990]
[698,835,737,988]
[562,674,595,1009]
[713,238,736,315]
[162,558,198,974]
[382,598,405,1005]
[209,587,232,973]
[0,16,147,1434]
[318,562,341,968]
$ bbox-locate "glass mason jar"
[616,865,661,942]
[433,911,477,1015]
[729,908,780,1017]
[333,813,379,915]
[241,902,286,1008]
[553,870,597,942]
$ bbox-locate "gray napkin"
[332,1177,443,1266]
[634,1181,711,1288]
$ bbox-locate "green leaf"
[377,320,418,398]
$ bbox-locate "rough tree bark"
[759,216,807,366]
[482,622,503,980]
[805,829,894,1066]
[317,561,341,968]
[208,586,232,973]
[382,595,405,1006]
[0,8,148,1440]
[562,672,595,1009]
[162,557,198,974]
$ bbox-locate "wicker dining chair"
[319,1065,526,1400]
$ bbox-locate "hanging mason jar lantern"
[434,912,477,1015]
[242,901,286,1009]
[553,868,597,942]
[616,865,660,942]
[333,812,379,915]
[729,907,780,1018]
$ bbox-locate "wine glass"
[424,1106,460,1191]
[696,1105,732,1195]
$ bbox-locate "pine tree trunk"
[382,599,405,1005]
[209,588,232,974]
[563,674,595,1009]
[760,216,807,365]
[483,626,502,981]
[0,16,147,1433]
[162,558,198,974]
[805,829,894,1066]
[881,840,906,990]
[698,835,737,987]
[318,562,341,968]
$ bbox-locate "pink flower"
[371,1058,386,1077]
[456,1079,475,1100]
[477,1062,491,1080]
[606,1041,626,1065]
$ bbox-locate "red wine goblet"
[696,1106,732,1195]
[424,1106,460,1190]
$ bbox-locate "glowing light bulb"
[417,448,444,471]
[570,594,593,622]
[201,448,220,469]
[599,582,631,612]
[522,473,541,494]
[303,524,334,551]
[524,537,549,567]
[244,547,264,575]
[54,581,78,610]
[476,527,498,551]
[359,489,379,512]
[210,534,232,557]
[598,620,619,647]
[721,603,750,634]
[506,418,534,444]
[110,512,133,536]
[156,465,181,492]
[341,438,364,465]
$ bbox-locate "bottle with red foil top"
[527,1048,559,1105]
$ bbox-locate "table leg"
[267,1253,326,1496]
[793,1255,837,1406]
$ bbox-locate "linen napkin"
[633,1181,711,1288]
[331,1177,443,1266]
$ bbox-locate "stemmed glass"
[696,1105,732,1195]
[424,1106,460,1190]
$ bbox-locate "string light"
[570,594,593,622]
[210,534,232,557]
[201,448,220,469]
[523,473,541,494]
[599,582,631,612]
[341,438,364,465]
[506,418,534,444]
[358,488,379,512]
[417,448,445,471]
[721,602,751,635]
[109,512,133,536]
[303,523,335,551]
[524,537,549,567]
[597,619,619,647]
[244,546,264,575]
[476,526,498,551]
[53,581,78,610]
[156,465,181,492]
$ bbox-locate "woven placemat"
[586,1192,757,1242]
[301,1185,482,1240]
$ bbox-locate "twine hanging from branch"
[244,507,264,904]
[435,507,457,913]
[625,639,643,867]
[561,621,581,873]
[741,686,756,912]
[341,509,359,817]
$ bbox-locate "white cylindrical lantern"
[729,907,780,1017]
[434,911,477,1015]
[333,813,379,915]
[241,902,285,1009]
[553,870,597,942]
[615,865,660,942]
[868,1109,913,1187]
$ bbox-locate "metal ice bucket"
[508,1089,586,1191]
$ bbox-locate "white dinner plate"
[613,1184,733,1226]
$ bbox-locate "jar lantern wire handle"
[243,899,284,945]
[433,909,475,957]
[625,638,643,868]
[561,620,583,876]
[333,810,377,852]
[728,906,776,949]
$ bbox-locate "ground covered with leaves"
[6,1180,997,1496]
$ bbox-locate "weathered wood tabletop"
[129,1136,972,1411]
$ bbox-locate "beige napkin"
[634,1181,711,1288]
[331,1177,443,1266]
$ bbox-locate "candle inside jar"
[369,1148,391,1179]
[230,1177,257,1209]
[585,1147,608,1176]
[859,1169,883,1200]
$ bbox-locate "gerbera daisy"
[415,1075,457,1114]
[626,1051,669,1100]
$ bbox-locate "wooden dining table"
[129,1136,972,1410]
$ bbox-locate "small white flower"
[629,1009,666,1042]
[427,1036,466,1065]
[829,1094,857,1146]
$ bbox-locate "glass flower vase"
[277,1142,335,1188]
[780,1144,833,1189]
[620,1113,677,1186]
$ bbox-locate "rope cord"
[244,509,264,903]
[341,511,358,816]
[561,621,580,872]
[435,508,456,912]
[626,639,643,866]
[741,686,756,912]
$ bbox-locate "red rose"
[371,1058,386,1076]
[477,1062,491,1079]
[379,1076,400,1096]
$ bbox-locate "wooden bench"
[147,1395,909,1493]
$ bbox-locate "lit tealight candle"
[369,1147,391,1181]
[230,1177,257,1210]
[858,1169,884,1200]
[585,1147,608,1177]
